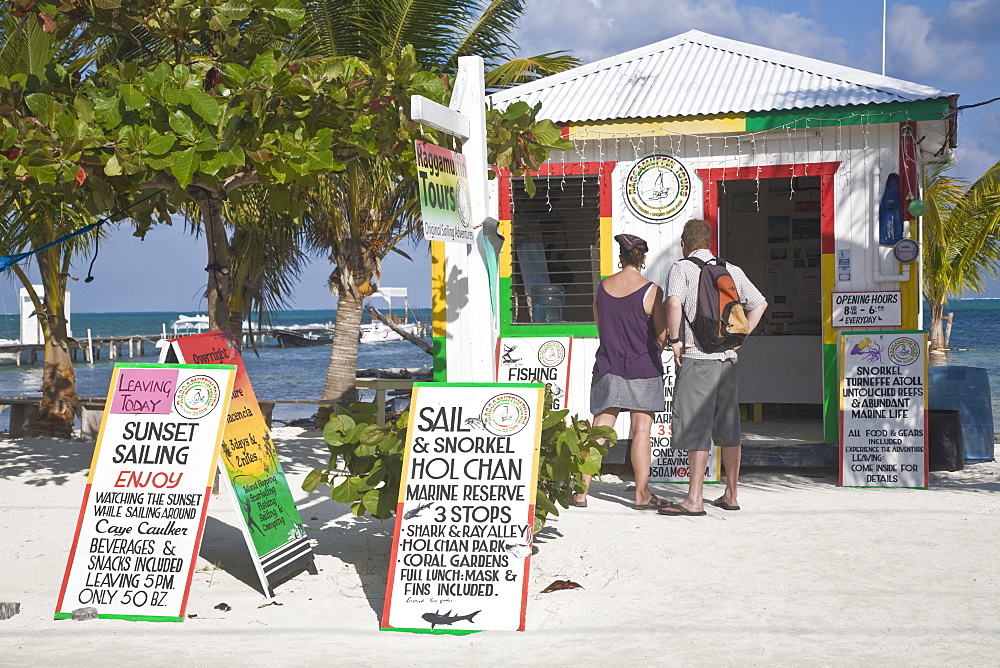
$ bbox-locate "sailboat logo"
[624,154,691,223]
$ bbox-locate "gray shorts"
[671,358,741,450]
[590,372,666,414]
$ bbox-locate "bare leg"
[676,449,709,513]
[629,410,655,506]
[573,409,619,505]
[716,445,741,507]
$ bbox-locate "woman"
[571,233,669,510]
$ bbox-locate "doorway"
[697,162,841,455]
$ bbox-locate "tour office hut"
[430,30,955,464]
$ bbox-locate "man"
[659,219,767,516]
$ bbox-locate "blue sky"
[7,0,997,313]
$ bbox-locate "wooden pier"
[0,330,285,366]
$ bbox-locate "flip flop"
[712,498,741,511]
[568,498,588,508]
[633,495,670,510]
[657,502,707,517]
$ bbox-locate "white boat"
[170,315,210,337]
[359,288,425,344]
[169,315,255,338]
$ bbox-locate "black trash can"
[928,409,964,472]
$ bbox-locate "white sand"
[2,427,999,665]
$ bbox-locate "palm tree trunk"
[191,187,233,337]
[320,290,363,425]
[928,298,946,351]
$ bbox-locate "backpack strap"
[679,257,711,343]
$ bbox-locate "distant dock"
[0,328,300,366]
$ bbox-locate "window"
[510,176,601,324]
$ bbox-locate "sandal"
[633,494,670,510]
[568,498,588,508]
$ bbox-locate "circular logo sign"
[481,393,531,436]
[174,375,222,419]
[887,337,920,365]
[537,341,566,367]
[456,178,470,228]
[624,154,692,222]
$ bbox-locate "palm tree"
[290,0,579,408]
[922,158,1000,351]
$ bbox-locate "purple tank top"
[593,281,663,379]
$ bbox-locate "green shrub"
[302,388,616,530]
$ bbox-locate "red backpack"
[682,257,749,353]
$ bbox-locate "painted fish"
[403,502,434,520]
[421,609,481,629]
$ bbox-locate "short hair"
[681,219,712,251]
[620,247,645,269]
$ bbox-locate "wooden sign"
[382,383,544,634]
[55,364,236,622]
[840,331,928,488]
[163,332,316,596]
[416,140,474,244]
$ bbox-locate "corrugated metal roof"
[491,30,953,122]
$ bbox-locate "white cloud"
[514,0,852,69]
[887,2,997,82]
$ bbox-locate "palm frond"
[485,51,580,88]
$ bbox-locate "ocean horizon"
[0,308,433,427]
[0,301,997,438]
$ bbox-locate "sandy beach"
[2,426,999,665]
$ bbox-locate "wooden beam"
[411,95,470,140]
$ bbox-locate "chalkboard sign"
[382,383,544,634]
[55,364,236,622]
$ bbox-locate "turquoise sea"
[0,308,433,427]
[0,301,997,432]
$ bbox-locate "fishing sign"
[839,331,928,488]
[495,337,572,410]
[382,383,544,634]
[55,363,236,622]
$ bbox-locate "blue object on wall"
[879,173,903,245]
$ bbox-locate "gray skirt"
[590,372,666,414]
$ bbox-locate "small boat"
[360,288,425,344]
[272,327,333,348]
[169,315,255,338]
[171,315,210,337]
